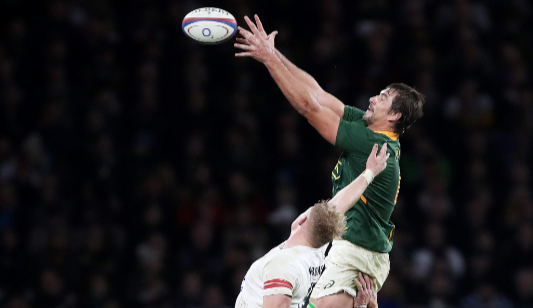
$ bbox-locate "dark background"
[0,0,532,307]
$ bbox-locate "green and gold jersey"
[332,105,401,253]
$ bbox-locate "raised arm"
[330,143,389,214]
[237,15,346,118]
[273,49,345,118]
[235,15,344,144]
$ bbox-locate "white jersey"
[235,243,327,308]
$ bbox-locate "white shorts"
[310,239,390,299]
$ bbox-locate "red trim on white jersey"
[237,244,327,308]
[264,279,293,290]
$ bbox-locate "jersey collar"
[373,130,399,141]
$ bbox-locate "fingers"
[377,143,389,171]
[358,272,369,296]
[363,274,372,293]
[234,34,256,57]
[268,30,278,41]
[254,14,268,39]
[354,277,363,291]
[358,272,366,288]
[370,143,378,158]
[235,52,254,57]
[237,26,257,44]
[378,143,388,159]
[234,43,256,51]
[354,272,370,307]
[361,273,376,308]
[362,273,371,307]
[243,15,261,37]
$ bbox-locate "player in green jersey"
[235,15,425,308]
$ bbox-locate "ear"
[387,112,402,122]
[291,209,310,232]
[297,215,308,227]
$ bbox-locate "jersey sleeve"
[261,256,299,298]
[335,117,370,151]
[343,105,365,122]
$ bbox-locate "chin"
[363,112,373,124]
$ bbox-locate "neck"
[283,230,314,249]
[367,122,393,132]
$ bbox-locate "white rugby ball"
[182,7,237,44]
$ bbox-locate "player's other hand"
[235,15,278,64]
[353,272,374,307]
[366,143,389,177]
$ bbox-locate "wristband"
[355,306,366,308]
[362,169,374,184]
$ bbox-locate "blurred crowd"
[0,0,532,307]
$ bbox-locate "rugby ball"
[182,7,237,44]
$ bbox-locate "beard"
[362,111,375,126]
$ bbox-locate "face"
[363,88,398,126]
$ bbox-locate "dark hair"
[387,83,426,135]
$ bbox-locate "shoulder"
[262,251,301,287]
[336,117,371,149]
[263,248,299,270]
[263,246,319,273]
[343,105,365,121]
[266,247,301,265]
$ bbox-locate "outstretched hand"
[234,15,278,64]
[236,14,278,45]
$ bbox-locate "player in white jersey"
[235,232,327,308]
[235,144,389,308]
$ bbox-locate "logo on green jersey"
[332,160,342,180]
[395,147,401,161]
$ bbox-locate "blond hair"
[305,201,346,248]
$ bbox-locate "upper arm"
[305,91,366,145]
[262,258,298,298]
[305,103,341,145]
[263,294,292,308]
[316,90,345,118]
